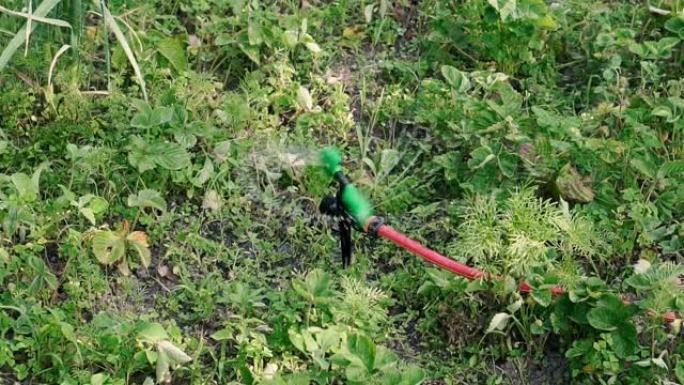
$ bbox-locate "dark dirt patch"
[497,351,569,385]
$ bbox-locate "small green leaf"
[297,86,313,111]
[59,322,77,344]
[211,328,233,341]
[127,231,151,268]
[282,30,298,48]
[89,197,109,214]
[128,136,157,172]
[652,105,673,119]
[486,312,511,333]
[128,189,167,212]
[156,340,192,383]
[138,322,169,343]
[157,37,187,71]
[90,373,106,385]
[555,163,594,203]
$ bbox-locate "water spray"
[318,147,677,323]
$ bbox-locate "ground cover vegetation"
[0,0,683,384]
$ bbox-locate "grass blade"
[0,0,65,71]
[48,44,71,88]
[0,5,72,29]
[101,3,148,101]
[25,0,32,57]
[69,0,81,50]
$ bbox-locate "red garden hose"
[375,223,677,323]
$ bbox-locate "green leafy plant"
[90,220,151,275]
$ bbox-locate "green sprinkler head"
[320,146,343,178]
[318,147,373,229]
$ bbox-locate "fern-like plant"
[332,277,389,334]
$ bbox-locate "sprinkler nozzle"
[320,146,343,178]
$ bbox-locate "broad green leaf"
[378,148,400,179]
[138,322,169,343]
[128,189,167,212]
[587,295,631,331]
[11,173,37,201]
[292,269,332,304]
[157,37,187,71]
[288,329,306,352]
[652,105,673,119]
[610,323,637,358]
[131,107,172,128]
[468,146,495,169]
[247,21,263,45]
[531,289,552,307]
[665,15,684,38]
[150,142,191,170]
[347,334,376,371]
[675,361,684,384]
[658,160,684,178]
[239,44,261,64]
[656,37,680,58]
[88,197,109,214]
[441,65,471,93]
[80,207,96,225]
[486,312,511,333]
[92,230,126,265]
[630,158,656,179]
[399,366,425,385]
